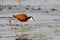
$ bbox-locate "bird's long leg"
[20,22,24,27]
[14,20,18,37]
[20,22,24,36]
[15,21,24,37]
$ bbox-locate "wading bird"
[13,13,35,22]
[12,13,35,37]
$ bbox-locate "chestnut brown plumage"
[16,37,28,40]
[12,13,35,38]
[13,13,35,22]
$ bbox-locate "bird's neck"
[27,18,32,22]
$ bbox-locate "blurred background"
[0,0,60,40]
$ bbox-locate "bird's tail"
[13,15,16,18]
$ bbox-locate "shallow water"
[0,5,60,40]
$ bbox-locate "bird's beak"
[32,17,35,21]
[33,18,35,21]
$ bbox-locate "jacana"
[13,13,35,22]
[13,13,35,37]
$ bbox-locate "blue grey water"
[0,0,60,40]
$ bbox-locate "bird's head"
[28,16,35,21]
[13,15,16,18]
